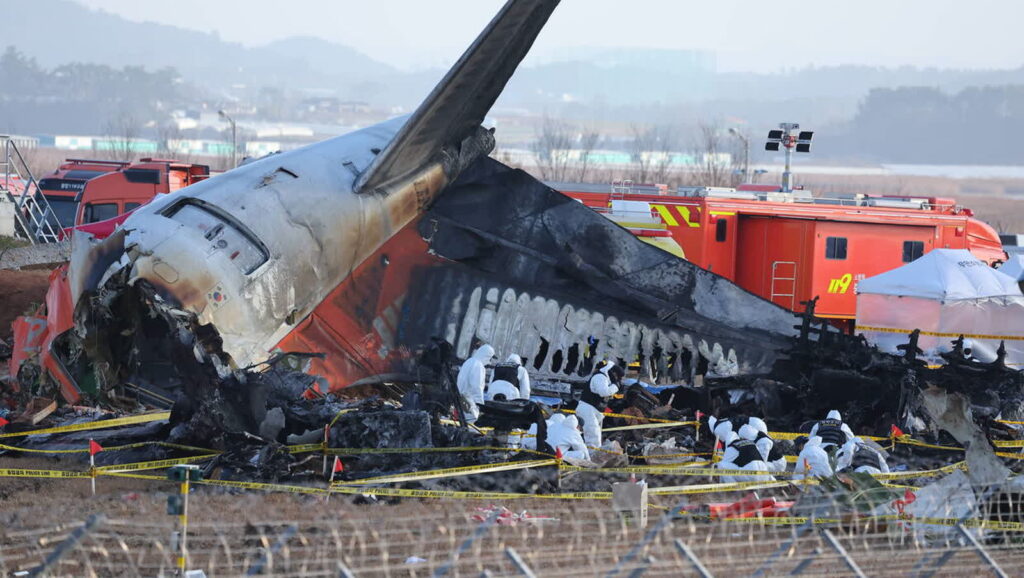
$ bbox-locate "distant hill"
[0,0,396,93]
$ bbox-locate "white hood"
[748,417,768,434]
[739,424,759,440]
[472,344,495,362]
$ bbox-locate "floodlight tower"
[765,123,813,192]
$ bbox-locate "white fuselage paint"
[110,117,448,369]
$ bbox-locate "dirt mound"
[0,269,51,340]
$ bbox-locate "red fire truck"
[72,158,211,227]
[555,182,1006,330]
[35,159,129,228]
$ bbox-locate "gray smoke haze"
[74,0,1024,72]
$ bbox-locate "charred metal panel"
[401,265,727,381]
[408,158,798,376]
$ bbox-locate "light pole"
[765,123,813,192]
[218,110,237,168]
[728,127,750,182]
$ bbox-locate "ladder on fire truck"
[0,136,62,244]
[770,261,797,310]
[611,179,633,201]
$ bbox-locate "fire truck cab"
[35,159,128,228]
[73,158,210,226]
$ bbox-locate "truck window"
[43,195,79,228]
[825,236,847,260]
[715,219,727,242]
[125,202,141,212]
[164,201,269,274]
[84,203,119,224]
[902,240,924,263]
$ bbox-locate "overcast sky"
[76,0,1024,72]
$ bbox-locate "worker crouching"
[576,361,620,449]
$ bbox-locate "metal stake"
[752,519,814,577]
[955,523,1008,578]
[505,547,537,578]
[819,529,866,578]
[246,524,298,575]
[674,539,714,578]
[336,559,357,578]
[433,509,501,577]
[626,556,655,578]
[606,498,689,577]
[27,514,105,577]
[789,547,822,575]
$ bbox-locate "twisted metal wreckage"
[5,0,1022,480]
[15,0,797,412]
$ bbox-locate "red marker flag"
[555,447,563,460]
[890,424,906,438]
[903,489,917,505]
[332,456,344,473]
[89,440,103,456]
[695,410,704,422]
[0,416,8,427]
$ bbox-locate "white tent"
[856,249,1024,367]
[997,254,1024,282]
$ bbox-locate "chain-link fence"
[2,493,1022,577]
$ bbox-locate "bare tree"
[531,116,574,182]
[571,128,601,183]
[726,128,750,187]
[156,121,185,160]
[684,123,732,187]
[102,112,141,162]
[630,125,677,184]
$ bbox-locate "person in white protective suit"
[522,413,563,451]
[487,354,530,401]
[485,378,520,401]
[793,436,833,480]
[836,437,890,475]
[716,429,774,483]
[549,415,591,461]
[576,361,619,449]
[708,415,735,446]
[808,410,855,449]
[456,344,494,423]
[509,354,531,399]
[747,417,788,473]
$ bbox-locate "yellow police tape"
[0,440,219,455]
[855,325,1024,342]
[336,459,557,486]
[0,412,171,439]
[95,453,219,473]
[0,468,91,479]
[559,461,963,480]
[603,421,697,433]
[560,408,696,426]
[716,514,1024,532]
[768,431,889,443]
[315,445,554,460]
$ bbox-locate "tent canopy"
[997,254,1024,281]
[856,249,1021,301]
